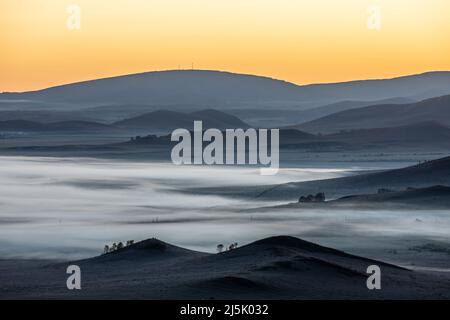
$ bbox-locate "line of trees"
[104,240,134,254]
[217,242,238,253]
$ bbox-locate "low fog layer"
[0,156,449,270]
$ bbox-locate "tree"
[314,192,325,202]
[217,244,224,253]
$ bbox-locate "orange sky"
[1,0,450,92]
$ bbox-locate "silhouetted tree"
[315,192,325,202]
[299,193,325,203]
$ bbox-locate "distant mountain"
[4,121,450,154]
[322,121,450,150]
[190,109,249,128]
[114,109,249,132]
[281,121,450,149]
[292,95,450,134]
[2,70,450,114]
[0,70,304,109]
[116,121,450,152]
[296,97,415,122]
[294,71,450,104]
[0,109,249,134]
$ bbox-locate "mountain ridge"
[2,70,450,112]
[4,234,447,299]
[0,109,250,134]
[291,94,450,134]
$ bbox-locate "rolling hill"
[292,95,450,134]
[2,235,448,299]
[265,185,450,210]
[0,109,250,134]
[321,121,450,150]
[332,185,450,209]
[183,155,450,201]
[2,70,450,113]
[296,97,415,122]
[114,109,250,132]
[256,155,450,200]
[280,121,450,151]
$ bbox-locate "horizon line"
[2,68,450,94]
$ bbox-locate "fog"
[0,156,449,269]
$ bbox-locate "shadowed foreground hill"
[1,236,449,299]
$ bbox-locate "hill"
[263,156,450,200]
[2,70,450,113]
[333,185,450,208]
[114,109,249,132]
[0,109,249,135]
[183,155,450,201]
[296,97,414,122]
[321,121,450,150]
[263,185,450,210]
[293,95,450,134]
[2,235,448,299]
[0,70,304,108]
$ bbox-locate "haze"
[2,0,450,91]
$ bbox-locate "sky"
[1,0,450,92]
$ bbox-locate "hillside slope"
[293,95,450,134]
[2,70,450,111]
[1,236,448,299]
